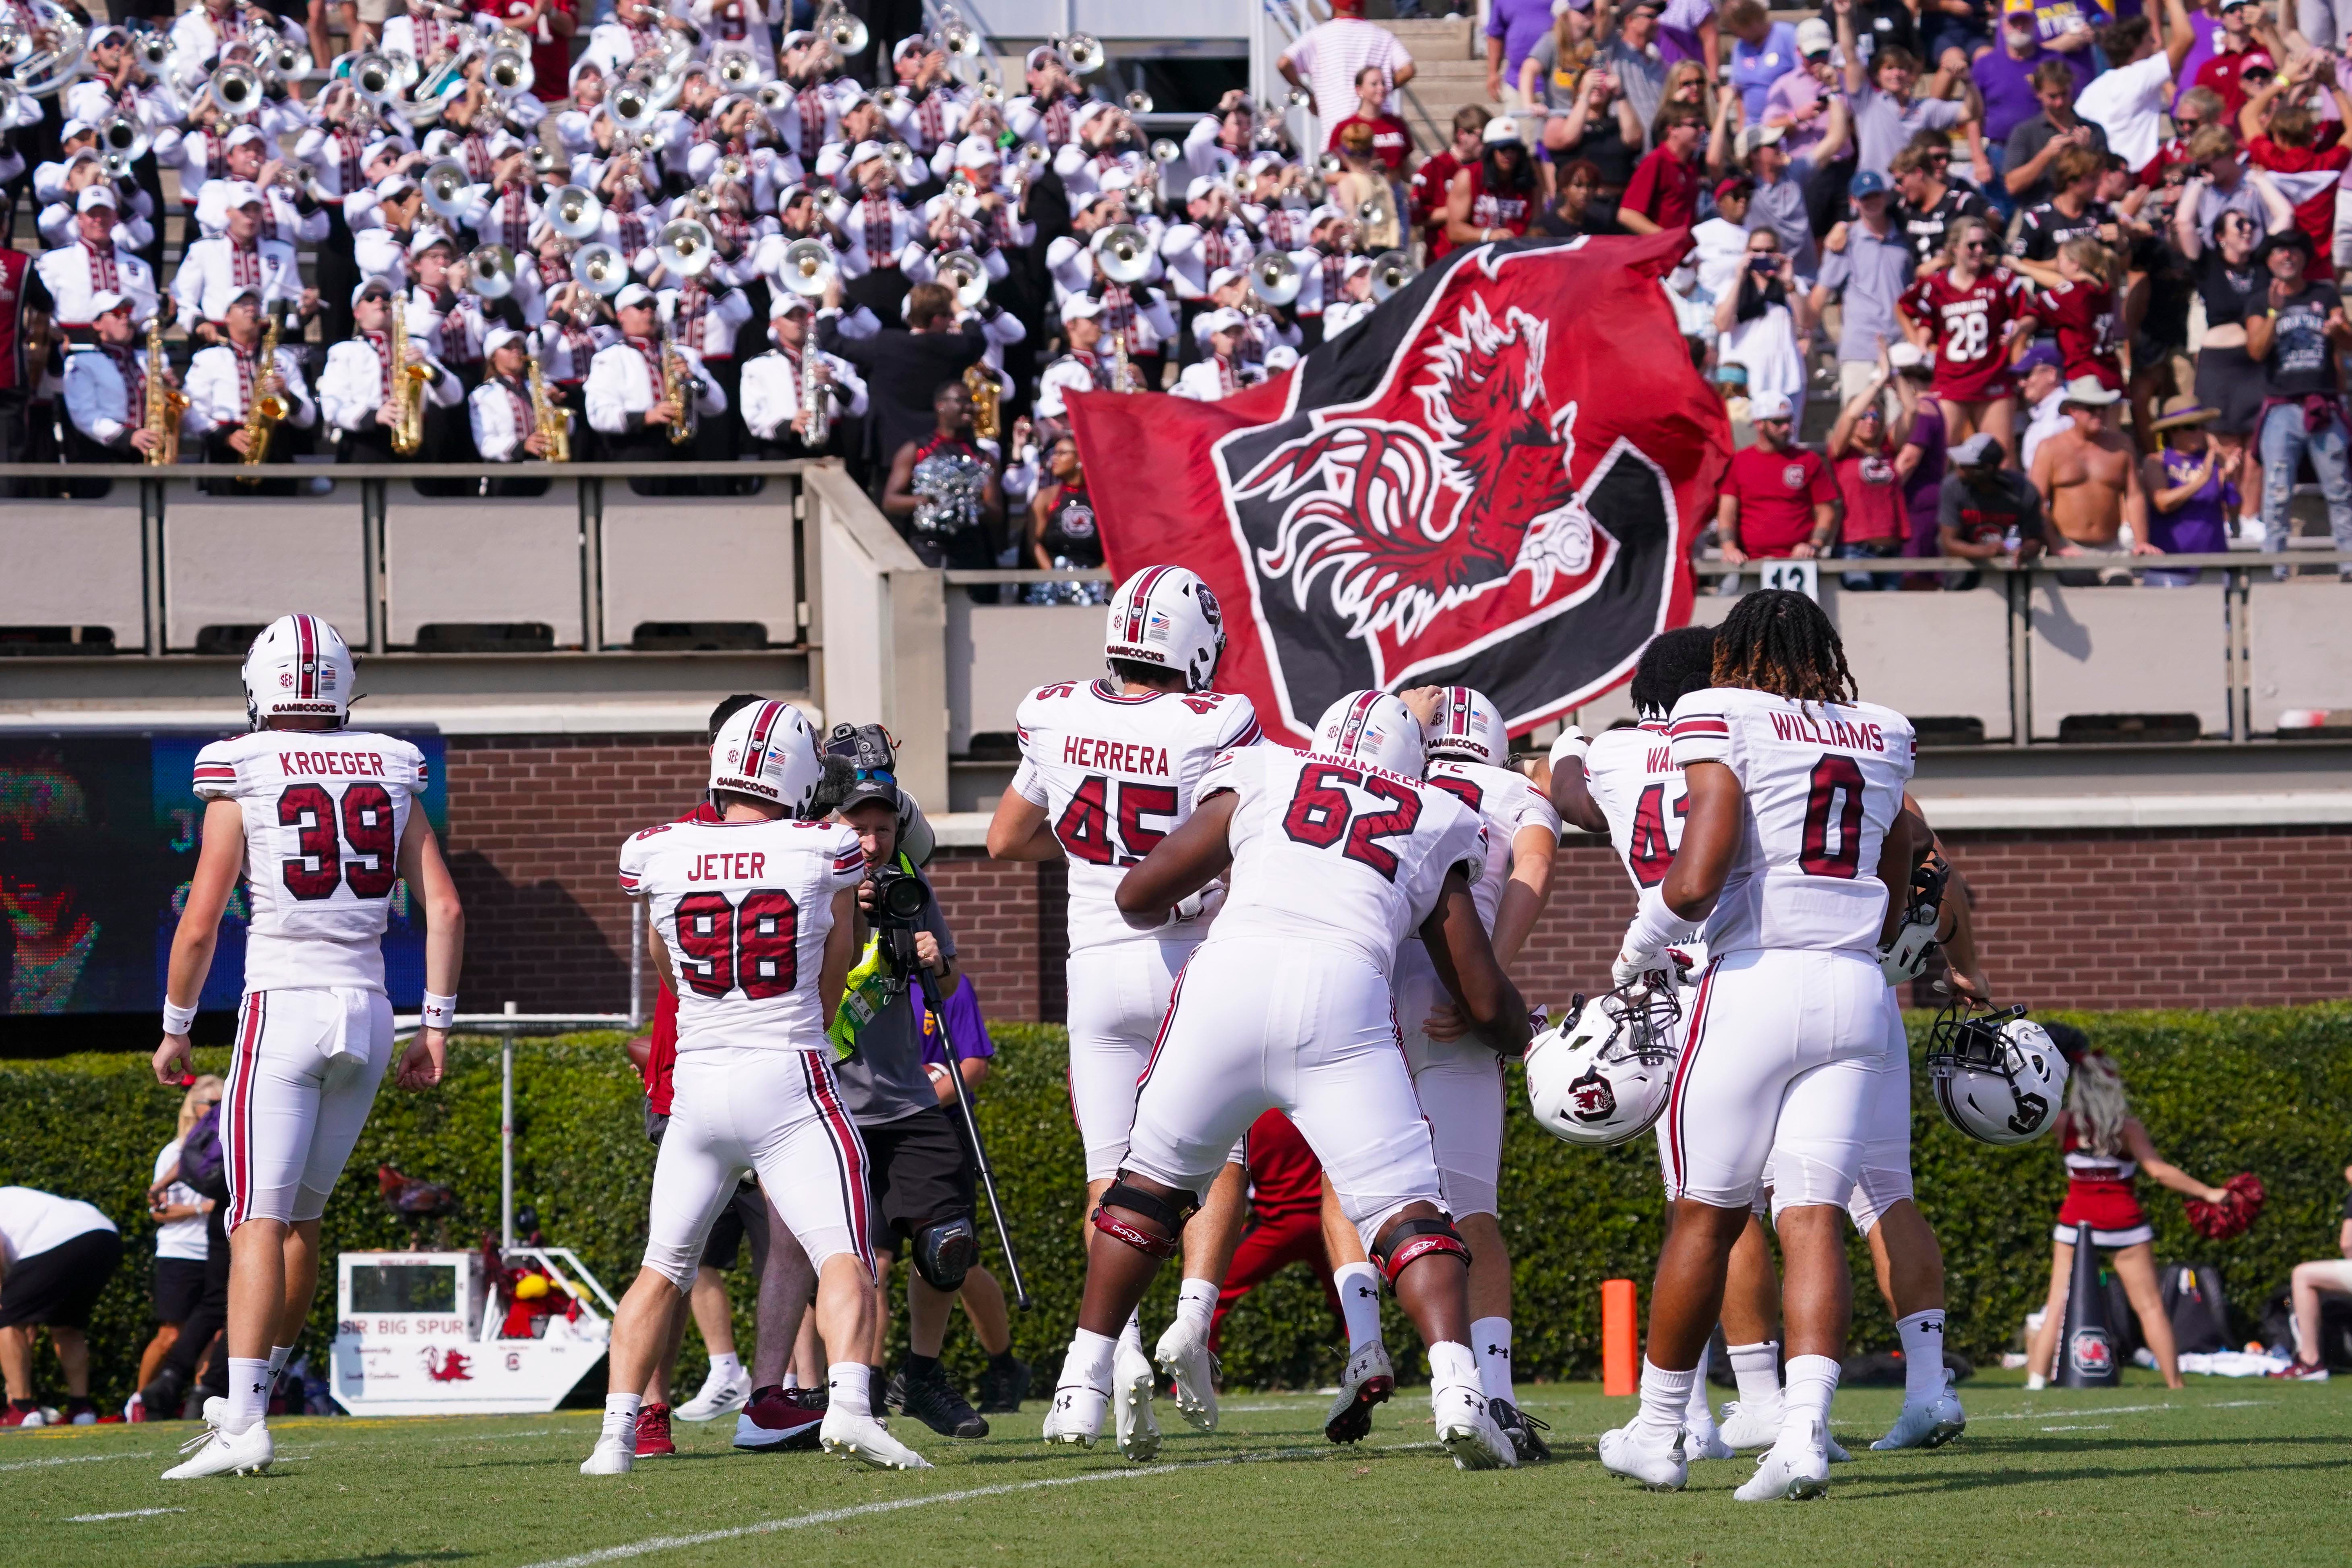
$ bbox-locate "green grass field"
[10,1373,2347,1568]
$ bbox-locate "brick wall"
[440,736,2352,1016]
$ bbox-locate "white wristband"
[1548,724,1591,770]
[420,992,459,1030]
[163,1001,199,1036]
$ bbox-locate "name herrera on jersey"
[1063,735,1172,776]
[687,852,768,883]
[1768,709,1889,754]
[279,749,392,777]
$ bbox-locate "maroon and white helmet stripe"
[1330,689,1383,758]
[1120,565,1171,645]
[742,699,786,780]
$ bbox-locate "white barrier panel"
[383,484,584,647]
[1831,584,2013,741]
[0,496,145,645]
[2029,581,2230,739]
[601,494,795,648]
[2246,581,2352,732]
[164,488,368,650]
[947,596,1104,751]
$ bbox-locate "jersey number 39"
[277,783,399,902]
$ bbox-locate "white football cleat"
[1041,1382,1107,1448]
[1433,1383,1517,1471]
[1872,1372,1966,1451]
[1734,1418,1831,1503]
[1112,1335,1161,1461]
[820,1410,932,1470]
[1153,1317,1219,1432]
[579,1433,635,1475]
[1684,1416,1736,1460]
[1323,1340,1395,1444]
[1717,1393,1784,1450]
[162,1418,274,1479]
[675,1366,751,1422]
[1598,1423,1688,1491]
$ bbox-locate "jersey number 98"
[672,890,801,999]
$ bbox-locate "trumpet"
[935,247,987,308]
[755,79,791,112]
[874,85,904,114]
[943,172,975,202]
[1150,137,1179,164]
[941,20,981,57]
[484,46,533,98]
[884,141,920,184]
[422,157,472,220]
[779,236,832,298]
[714,45,759,88]
[351,49,396,102]
[1369,249,1412,302]
[528,140,563,178]
[1061,31,1104,74]
[1248,250,1301,308]
[609,78,656,132]
[1124,89,1152,114]
[135,29,170,69]
[100,110,149,164]
[1094,222,1152,285]
[11,0,85,98]
[812,0,867,58]
[207,61,262,118]
[656,216,713,277]
[572,241,628,295]
[269,38,312,79]
[468,242,518,299]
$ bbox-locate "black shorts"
[0,1229,124,1330]
[701,1181,771,1273]
[859,1107,975,1257]
[153,1256,209,1324]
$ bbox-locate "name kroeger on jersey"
[192,729,429,993]
[1012,678,1262,953]
[619,817,867,1053]
[1664,687,1917,956]
[1198,746,1487,977]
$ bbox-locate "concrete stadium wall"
[443,734,2352,1020]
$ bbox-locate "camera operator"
[830,749,991,1444]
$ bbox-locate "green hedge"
[6,1004,2348,1409]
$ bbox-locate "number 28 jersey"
[1898,265,2032,402]
[1012,678,1262,955]
[1664,688,1916,957]
[192,728,429,995]
[1198,746,1485,978]
[618,817,867,1055]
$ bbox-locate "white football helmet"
[1525,985,1683,1146]
[1927,1004,2069,1146]
[1421,685,1510,768]
[1312,690,1425,777]
[709,699,825,817]
[242,613,356,729]
[1104,565,1227,693]
[1879,851,1953,985]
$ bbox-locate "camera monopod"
[880,926,1033,1310]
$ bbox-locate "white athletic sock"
[1896,1310,1947,1405]
[1470,1316,1514,1406]
[709,1352,743,1386]
[1427,1339,1479,1395]
[826,1362,872,1419]
[267,1345,292,1380]
[1684,1343,1716,1429]
[2024,1371,2048,1391]
[1175,1278,1219,1337]
[780,1370,801,1390]
[1783,1354,1839,1441]
[1727,1339,1782,1406]
[1634,1358,1696,1442]
[1064,1328,1119,1393]
[224,1357,271,1435]
[1118,1309,1144,1356]
[600,1391,641,1443]
[1333,1262,1384,1355]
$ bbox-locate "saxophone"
[235,314,289,483]
[660,318,697,447]
[144,313,188,465]
[527,353,571,462]
[389,300,428,456]
[1110,329,1135,394]
[799,347,830,449]
[962,362,1000,440]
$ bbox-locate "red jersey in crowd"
[2030,278,2123,391]
[637,797,724,1117]
[1834,445,1907,544]
[1624,145,1699,232]
[1899,265,2035,401]
[1725,443,1839,556]
[1327,111,1413,171]
[2191,45,2273,122]
[2247,136,2352,280]
[1413,147,1468,257]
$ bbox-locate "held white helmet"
[1525,985,1684,1147]
[242,613,356,730]
[1421,685,1510,768]
[1927,1003,2069,1146]
[1105,565,1228,693]
[1880,851,1953,985]
[1312,689,1426,777]
[709,699,826,818]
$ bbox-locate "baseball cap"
[1714,175,1754,204]
[2238,47,2277,74]
[613,283,655,310]
[88,289,129,317]
[955,134,999,167]
[846,138,888,168]
[1265,344,1300,371]
[1060,294,1105,323]
[892,33,927,62]
[1186,175,1218,203]
[408,226,455,258]
[2003,0,2036,15]
[1748,391,1793,422]
[228,180,265,209]
[77,185,118,212]
[2014,339,2062,376]
[352,277,395,306]
[1796,17,1833,53]
[482,325,523,355]
[1951,432,2005,466]
[226,124,266,149]
[2059,374,2121,406]
[1198,306,1247,337]
[1736,124,1785,161]
[1849,168,1890,198]
[60,117,92,142]
[1481,117,1524,147]
[769,291,811,317]
[1207,265,1243,292]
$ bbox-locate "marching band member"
[1053,102,1146,203]
[319,276,461,462]
[693,0,780,76]
[1160,176,1256,364]
[1005,45,1083,150]
[1172,307,1254,401]
[830,138,924,324]
[181,288,316,478]
[585,282,724,469]
[351,171,428,288]
[61,292,174,462]
[38,187,161,336]
[881,372,1001,569]
[296,85,382,341]
[172,183,306,341]
[468,325,560,465]
[651,258,752,459]
[882,36,966,161]
[1321,255,1377,340]
[403,229,493,391]
[738,290,864,458]
[1033,295,1127,429]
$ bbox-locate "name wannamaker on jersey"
[1063,735,1173,776]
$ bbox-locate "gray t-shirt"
[1851,83,1964,179]
[1816,219,1917,362]
[1598,33,1669,143]
[830,881,960,1128]
[1748,161,1819,279]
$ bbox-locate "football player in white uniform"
[153,615,465,1480]
[1044,690,1534,1471]
[986,564,1262,1454]
[584,701,927,1475]
[1596,591,1922,1502]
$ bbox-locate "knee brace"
[1369,1216,1471,1285]
[912,1214,978,1291]
[1090,1177,1197,1260]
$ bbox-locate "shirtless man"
[2029,376,2152,583]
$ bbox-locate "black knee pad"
[913,1214,978,1291]
[1369,1215,1471,1285]
[1090,1176,1197,1260]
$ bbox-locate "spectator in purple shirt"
[1724,0,1804,121]
[1489,0,1566,108]
[1765,19,1845,159]
[1971,6,2093,151]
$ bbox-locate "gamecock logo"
[2068,1329,2113,1378]
[1568,1070,1618,1123]
[422,1347,474,1382]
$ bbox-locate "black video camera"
[868,862,931,934]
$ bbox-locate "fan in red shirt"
[1618,107,1706,236]
[1898,213,2034,456]
[1326,64,1414,170]
[1208,1111,1343,1349]
[1717,392,1841,561]
[1412,108,1490,260]
[2018,238,2124,392]
[1444,116,1541,249]
[2242,94,2352,281]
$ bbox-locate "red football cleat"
[732,1386,825,1451]
[633,1402,676,1458]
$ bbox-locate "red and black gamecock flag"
[1068,231,1729,746]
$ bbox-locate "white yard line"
[2036,1424,2114,1433]
[67,1508,186,1522]
[0,1451,160,1473]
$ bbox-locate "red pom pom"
[2185,1171,2266,1240]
